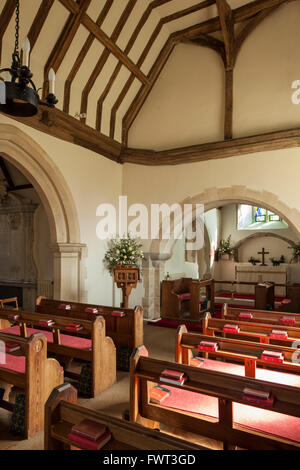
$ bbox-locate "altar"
[235,264,287,297]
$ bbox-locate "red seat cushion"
[0,326,92,350]
[0,354,25,374]
[179,293,190,301]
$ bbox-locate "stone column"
[141,252,171,320]
[51,243,87,302]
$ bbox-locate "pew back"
[203,315,300,346]
[222,303,300,328]
[0,309,116,396]
[0,331,63,437]
[35,297,143,351]
[175,325,300,378]
[130,346,300,450]
[45,383,206,450]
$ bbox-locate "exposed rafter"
[120,127,300,166]
[80,0,137,124]
[63,0,113,114]
[122,0,292,145]
[0,0,16,64]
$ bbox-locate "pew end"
[92,316,116,395]
[45,383,78,450]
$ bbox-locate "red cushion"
[0,354,25,374]
[0,326,92,350]
[179,293,190,301]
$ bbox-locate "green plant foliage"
[218,235,234,255]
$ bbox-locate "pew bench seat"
[1,326,92,350]
[1,354,26,374]
[153,384,300,445]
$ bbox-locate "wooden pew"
[130,346,300,450]
[175,325,300,378]
[0,309,116,397]
[0,297,18,309]
[36,296,143,370]
[203,315,300,347]
[0,331,63,437]
[222,303,300,328]
[45,383,206,450]
[161,278,214,321]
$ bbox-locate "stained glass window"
[254,207,267,222]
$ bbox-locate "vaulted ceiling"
[0,0,298,165]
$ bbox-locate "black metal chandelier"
[0,0,58,117]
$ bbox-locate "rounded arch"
[0,123,80,244]
[150,185,300,257]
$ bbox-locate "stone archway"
[145,185,300,319]
[233,232,297,262]
[0,123,86,301]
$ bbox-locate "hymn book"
[160,369,187,386]
[58,304,71,310]
[280,316,295,324]
[239,312,253,319]
[5,341,21,353]
[85,308,98,314]
[190,357,205,368]
[242,387,274,408]
[261,350,284,363]
[149,385,171,404]
[270,329,288,339]
[38,319,55,327]
[66,323,83,332]
[68,419,111,450]
[198,341,218,352]
[111,311,126,317]
[223,324,240,333]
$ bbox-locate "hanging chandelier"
[0,0,58,117]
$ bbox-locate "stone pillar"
[51,243,87,302]
[141,253,171,320]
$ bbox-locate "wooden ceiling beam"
[234,5,281,63]
[27,0,55,51]
[58,0,149,84]
[110,0,215,140]
[80,0,137,123]
[216,0,234,70]
[43,0,92,98]
[185,35,226,65]
[120,127,300,166]
[0,0,16,64]
[81,13,149,85]
[95,0,174,132]
[122,0,294,145]
[122,36,177,145]
[63,0,113,114]
[2,107,121,163]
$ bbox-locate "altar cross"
[258,247,269,266]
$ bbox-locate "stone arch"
[145,185,300,319]
[234,232,297,262]
[0,123,85,301]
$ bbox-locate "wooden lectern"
[114,266,139,309]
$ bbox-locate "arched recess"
[145,185,300,319]
[0,123,86,301]
[234,232,297,262]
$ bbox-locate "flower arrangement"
[103,234,145,274]
[218,235,234,255]
[290,243,300,263]
[248,256,260,266]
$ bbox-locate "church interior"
[0,0,299,452]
